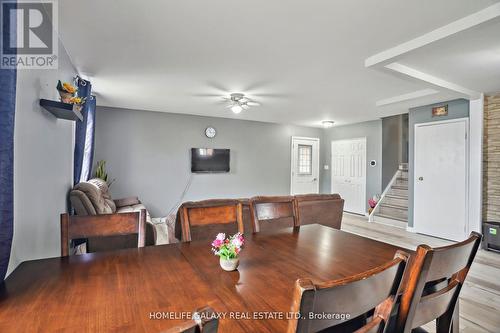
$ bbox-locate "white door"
[331,138,366,215]
[291,137,320,195]
[414,118,468,241]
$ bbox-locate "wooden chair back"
[179,199,244,242]
[163,306,218,333]
[288,251,409,333]
[294,194,344,230]
[396,232,482,333]
[60,210,146,256]
[249,196,299,232]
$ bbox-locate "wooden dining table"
[0,224,407,332]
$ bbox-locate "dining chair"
[60,210,146,256]
[396,232,482,333]
[294,194,344,230]
[178,199,244,242]
[287,250,409,333]
[163,306,218,333]
[249,196,299,232]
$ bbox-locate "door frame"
[413,117,469,239]
[290,136,320,195]
[330,137,367,215]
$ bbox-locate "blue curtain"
[73,78,96,185]
[0,2,17,280]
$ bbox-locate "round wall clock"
[205,126,216,138]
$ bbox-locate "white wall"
[7,39,76,276]
[469,96,483,233]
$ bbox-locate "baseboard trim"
[344,211,367,217]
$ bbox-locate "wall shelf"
[39,99,83,121]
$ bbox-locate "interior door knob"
[418,176,424,181]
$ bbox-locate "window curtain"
[0,3,17,280]
[73,78,96,185]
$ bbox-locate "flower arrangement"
[211,232,244,271]
[368,195,379,214]
[57,80,78,103]
[57,80,77,94]
[211,232,244,259]
[69,96,85,104]
[68,96,87,112]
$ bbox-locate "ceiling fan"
[222,93,260,114]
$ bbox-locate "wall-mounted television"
[191,148,230,173]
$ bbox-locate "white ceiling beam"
[384,63,480,99]
[376,88,439,107]
[365,2,500,68]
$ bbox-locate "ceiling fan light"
[231,104,243,114]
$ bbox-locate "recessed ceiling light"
[322,120,335,128]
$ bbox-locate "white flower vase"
[219,257,239,271]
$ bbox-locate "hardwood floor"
[342,213,500,333]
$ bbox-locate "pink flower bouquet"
[368,197,378,208]
[211,232,244,260]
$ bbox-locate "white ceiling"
[397,19,500,95]
[58,0,500,127]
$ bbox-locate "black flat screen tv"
[191,148,230,173]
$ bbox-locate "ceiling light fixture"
[223,93,260,114]
[231,104,243,114]
[322,120,335,128]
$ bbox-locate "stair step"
[383,193,408,201]
[380,203,407,210]
[391,185,408,190]
[383,195,408,207]
[388,188,407,196]
[378,205,408,220]
[394,178,408,186]
[385,193,407,199]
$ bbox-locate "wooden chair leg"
[436,300,459,333]
[60,213,69,256]
[452,301,459,333]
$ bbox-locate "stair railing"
[368,169,400,222]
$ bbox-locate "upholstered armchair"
[69,178,156,251]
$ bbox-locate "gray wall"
[94,107,323,217]
[381,114,408,189]
[402,113,409,163]
[321,120,382,212]
[8,40,76,275]
[408,99,469,227]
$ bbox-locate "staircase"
[372,163,408,228]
